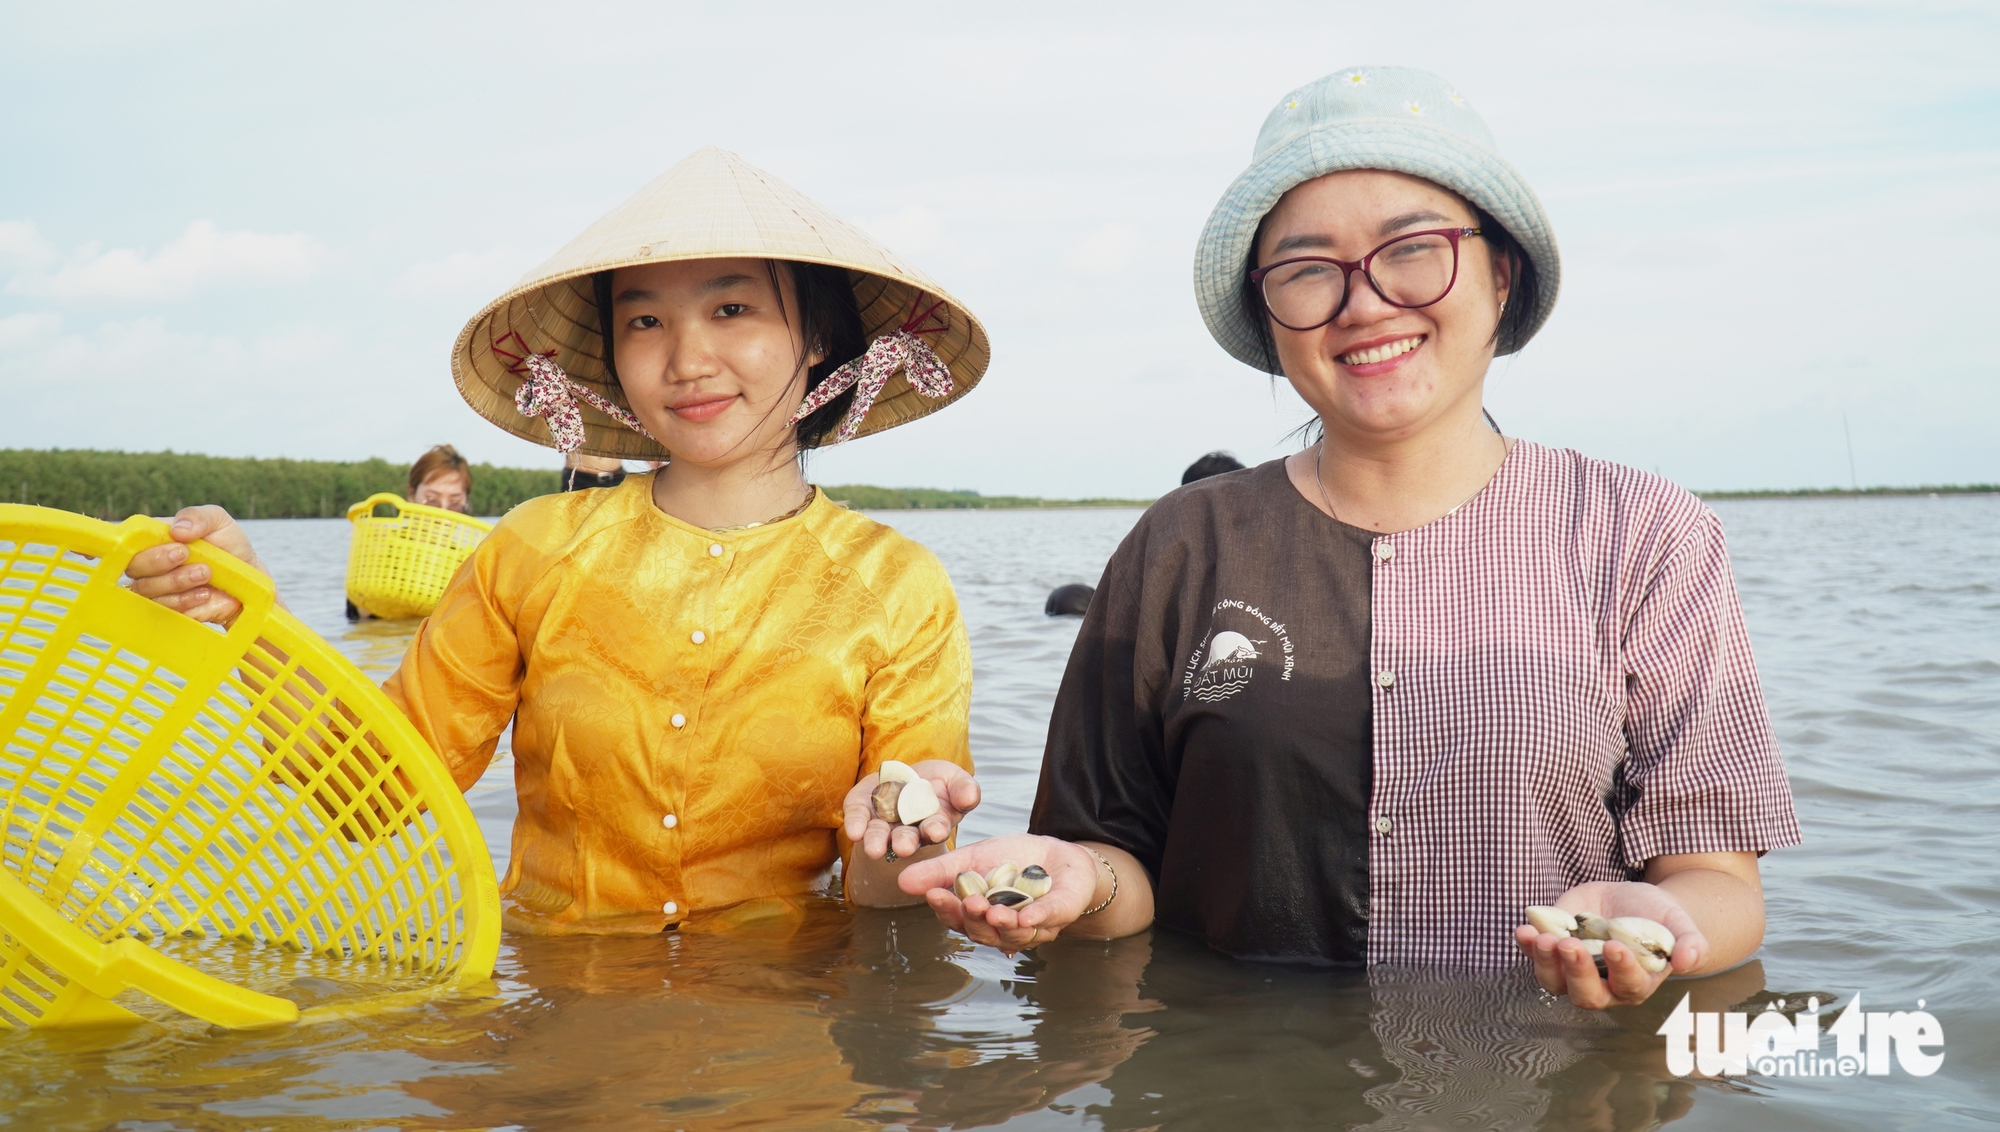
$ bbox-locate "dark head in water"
[1182,451,1245,485]
[1045,584,1094,617]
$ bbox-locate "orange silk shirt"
[382,475,973,934]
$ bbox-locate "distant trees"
[820,485,1152,510]
[0,449,562,519]
[0,449,1156,520]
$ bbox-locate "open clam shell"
[877,759,918,784]
[896,777,941,825]
[870,780,903,824]
[1606,917,1675,973]
[1524,906,1577,938]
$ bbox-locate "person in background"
[1044,583,1093,617]
[562,452,628,492]
[1180,451,1245,485]
[409,444,474,513]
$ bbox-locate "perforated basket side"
[0,507,500,1029]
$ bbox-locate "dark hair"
[1181,451,1246,485]
[407,443,470,495]
[591,261,867,452]
[1238,203,1541,373]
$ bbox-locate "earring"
[1499,300,1508,315]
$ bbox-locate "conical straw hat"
[451,147,991,460]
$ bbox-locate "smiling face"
[608,258,822,469]
[1254,169,1511,443]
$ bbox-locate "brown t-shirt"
[1029,459,1375,963]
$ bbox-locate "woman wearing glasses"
[904,67,1799,1008]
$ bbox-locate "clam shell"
[1606,917,1675,973]
[1577,938,1605,957]
[878,759,918,784]
[1015,865,1052,899]
[1524,906,1576,938]
[985,862,1020,890]
[1574,913,1612,941]
[870,780,903,824]
[984,886,1032,908]
[953,870,988,899]
[896,777,941,825]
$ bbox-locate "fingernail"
[190,566,208,582]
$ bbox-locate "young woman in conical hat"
[902,67,1799,1009]
[126,147,993,932]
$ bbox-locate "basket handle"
[345,493,406,523]
[0,865,298,1030]
[111,515,279,635]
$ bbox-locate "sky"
[1,1,1995,497]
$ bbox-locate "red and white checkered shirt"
[1030,441,1801,968]
[1363,440,1800,966]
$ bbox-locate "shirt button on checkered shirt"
[1362,441,1800,967]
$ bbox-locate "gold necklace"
[705,487,815,533]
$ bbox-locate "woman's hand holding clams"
[842,759,981,862]
[1513,881,1708,1009]
[898,833,1099,954]
[123,505,275,627]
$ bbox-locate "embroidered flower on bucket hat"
[451,147,990,460]
[1193,66,1561,368]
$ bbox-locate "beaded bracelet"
[1080,846,1119,917]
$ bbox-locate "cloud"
[863,206,948,257]
[0,222,57,272]
[390,246,535,300]
[0,312,61,353]
[5,221,326,301]
[1065,224,1140,276]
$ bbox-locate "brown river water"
[3,496,1996,1130]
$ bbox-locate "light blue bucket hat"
[1195,66,1561,368]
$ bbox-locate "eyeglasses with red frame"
[1249,227,1483,332]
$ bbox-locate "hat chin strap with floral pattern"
[498,298,957,456]
[788,298,955,444]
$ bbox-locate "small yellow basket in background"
[343,494,492,620]
[0,505,500,1030]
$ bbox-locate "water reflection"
[0,861,1828,1129]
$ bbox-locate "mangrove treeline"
[0,449,1155,520]
[1,449,562,519]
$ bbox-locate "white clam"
[1524,906,1577,938]
[1574,913,1612,941]
[896,777,940,824]
[985,862,1020,890]
[1015,865,1052,899]
[953,870,988,899]
[1606,916,1675,973]
[878,759,918,785]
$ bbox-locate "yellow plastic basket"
[0,505,500,1030]
[343,494,492,620]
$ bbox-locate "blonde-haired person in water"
[126,148,994,931]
